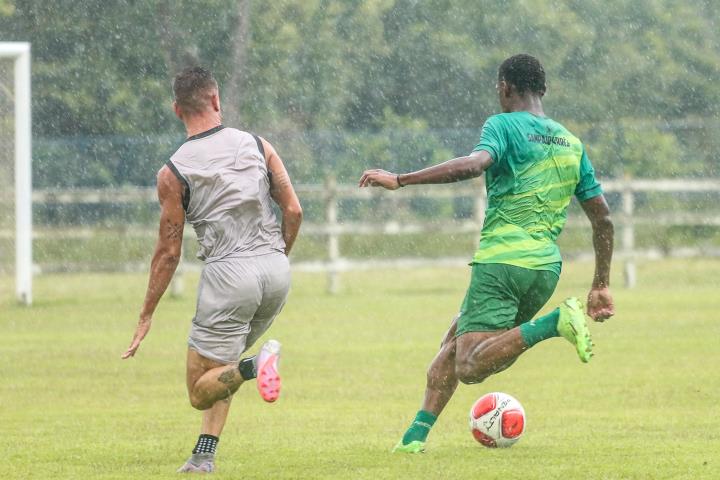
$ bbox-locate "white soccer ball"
[469,392,526,448]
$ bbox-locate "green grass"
[1,259,719,479]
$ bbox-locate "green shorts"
[455,262,560,336]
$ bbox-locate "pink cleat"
[256,340,281,402]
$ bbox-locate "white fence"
[307,177,720,291]
[2,178,720,293]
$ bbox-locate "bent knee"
[455,361,485,385]
[189,393,212,411]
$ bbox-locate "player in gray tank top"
[121,67,302,474]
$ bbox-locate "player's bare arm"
[359,150,493,189]
[581,194,615,322]
[121,166,185,359]
[262,137,302,255]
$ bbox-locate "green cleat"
[557,297,593,363]
[392,440,426,454]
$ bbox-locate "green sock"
[401,410,437,445]
[519,308,560,347]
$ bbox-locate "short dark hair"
[498,54,546,95]
[172,66,219,115]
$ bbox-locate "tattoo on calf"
[217,368,237,386]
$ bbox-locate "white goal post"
[1,42,32,305]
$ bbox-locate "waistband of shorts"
[203,248,286,264]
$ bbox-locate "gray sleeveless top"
[167,126,285,262]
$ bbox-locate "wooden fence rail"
[2,178,720,293]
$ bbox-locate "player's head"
[496,54,546,112]
[172,66,220,120]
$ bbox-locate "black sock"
[238,356,257,380]
[192,434,219,455]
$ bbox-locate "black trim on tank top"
[185,124,225,143]
[252,133,265,159]
[165,160,191,211]
[252,133,273,185]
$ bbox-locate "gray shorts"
[188,252,290,364]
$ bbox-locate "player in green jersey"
[359,54,615,453]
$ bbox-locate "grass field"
[2,259,719,479]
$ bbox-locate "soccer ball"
[469,392,526,448]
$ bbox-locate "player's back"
[473,112,600,272]
[167,126,285,262]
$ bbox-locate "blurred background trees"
[1,0,718,188]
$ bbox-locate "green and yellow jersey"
[472,112,602,275]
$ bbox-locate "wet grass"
[1,258,719,479]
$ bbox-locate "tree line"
[1,0,718,187]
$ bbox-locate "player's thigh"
[189,260,264,364]
[455,330,504,364]
[244,253,291,352]
[455,263,521,337]
[440,315,459,347]
[455,330,518,376]
[514,270,560,326]
[186,347,232,393]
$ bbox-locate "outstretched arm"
[581,194,615,321]
[359,150,493,190]
[122,166,185,358]
[262,137,303,255]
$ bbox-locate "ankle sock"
[238,356,257,380]
[192,434,218,455]
[519,308,560,347]
[401,410,437,445]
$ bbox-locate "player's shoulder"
[171,127,250,156]
[480,113,509,136]
[215,127,264,151]
[222,126,252,138]
[484,112,511,124]
[483,112,527,130]
[156,163,184,194]
[488,111,531,121]
[537,116,584,148]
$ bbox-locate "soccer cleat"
[557,297,593,363]
[256,339,281,402]
[392,440,426,454]
[177,454,215,473]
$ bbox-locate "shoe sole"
[257,354,281,402]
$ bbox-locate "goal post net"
[0,42,31,305]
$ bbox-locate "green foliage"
[341,108,453,178]
[1,0,718,186]
[0,0,13,17]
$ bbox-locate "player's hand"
[587,287,614,322]
[122,315,152,359]
[359,169,401,190]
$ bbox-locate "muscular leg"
[455,328,527,384]
[201,396,233,437]
[396,318,459,451]
[177,349,243,473]
[186,348,245,411]
[420,318,459,416]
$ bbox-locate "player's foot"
[392,440,426,454]
[177,453,215,473]
[256,339,281,402]
[557,297,593,363]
